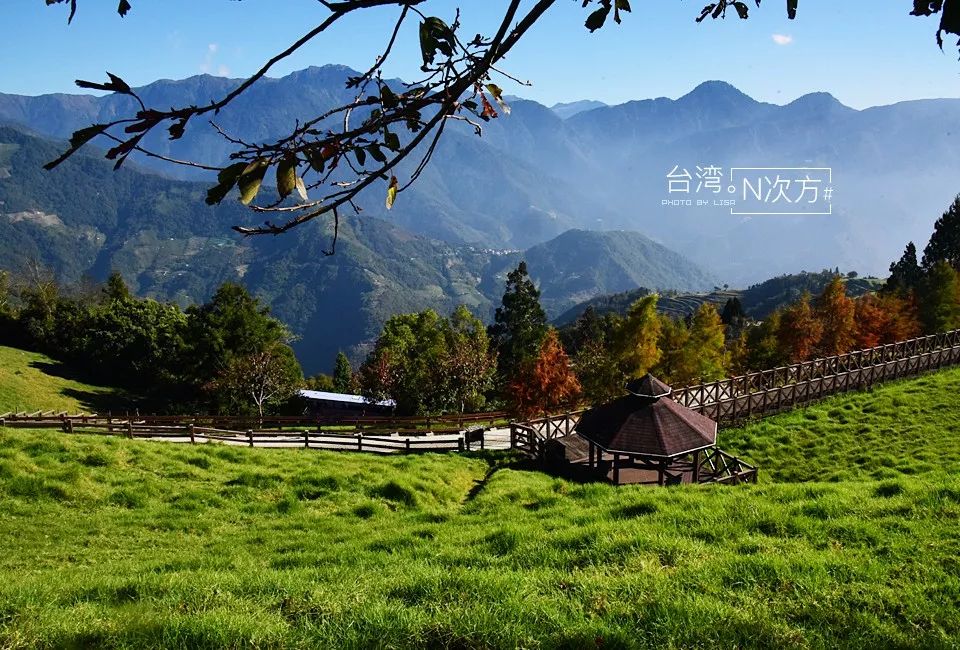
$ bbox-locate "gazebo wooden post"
[613,453,620,485]
[692,450,701,483]
[657,460,666,486]
[588,441,594,468]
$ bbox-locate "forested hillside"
[0,125,711,373]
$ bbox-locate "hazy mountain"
[2,67,957,284]
[550,100,608,119]
[496,229,716,317]
[0,125,711,373]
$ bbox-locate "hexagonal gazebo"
[548,375,757,486]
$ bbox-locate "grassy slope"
[0,345,114,413]
[1,370,959,647]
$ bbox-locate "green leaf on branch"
[384,131,401,152]
[238,159,269,206]
[368,144,387,163]
[276,156,298,200]
[585,5,611,32]
[205,162,247,206]
[386,176,399,210]
[381,86,399,109]
[419,17,455,68]
[614,0,631,24]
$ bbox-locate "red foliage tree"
[879,292,922,342]
[777,292,824,363]
[816,277,856,356]
[853,294,888,349]
[511,329,581,418]
[855,292,923,350]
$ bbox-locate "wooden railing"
[8,419,472,455]
[509,411,584,460]
[672,329,960,425]
[0,410,507,433]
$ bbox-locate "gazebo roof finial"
[625,374,672,400]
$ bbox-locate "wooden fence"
[671,329,960,425]
[0,410,507,433]
[510,412,583,459]
[7,419,474,455]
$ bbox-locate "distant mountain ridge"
[550,100,608,119]
[2,67,959,284]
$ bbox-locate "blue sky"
[1,1,958,108]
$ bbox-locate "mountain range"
[2,65,958,285]
[0,125,713,373]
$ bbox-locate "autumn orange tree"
[815,277,856,356]
[778,292,824,363]
[853,293,921,349]
[511,329,581,418]
[38,1,960,250]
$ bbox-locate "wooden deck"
[544,434,757,486]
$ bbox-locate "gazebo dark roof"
[575,375,717,457]
[625,374,672,399]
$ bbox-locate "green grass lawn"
[0,345,115,414]
[1,369,960,647]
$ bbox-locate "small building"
[547,374,757,486]
[299,390,396,417]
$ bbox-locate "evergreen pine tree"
[885,242,923,295]
[332,351,353,393]
[488,261,548,385]
[103,271,131,302]
[919,260,960,333]
[720,297,745,326]
[922,195,960,270]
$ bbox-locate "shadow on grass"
[28,360,139,413]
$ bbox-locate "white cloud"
[201,43,228,75]
[771,33,794,46]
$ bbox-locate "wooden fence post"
[189,424,195,444]
[247,429,254,447]
[458,437,465,452]
[126,421,133,439]
[66,419,74,434]
[356,433,362,452]
[304,431,309,449]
